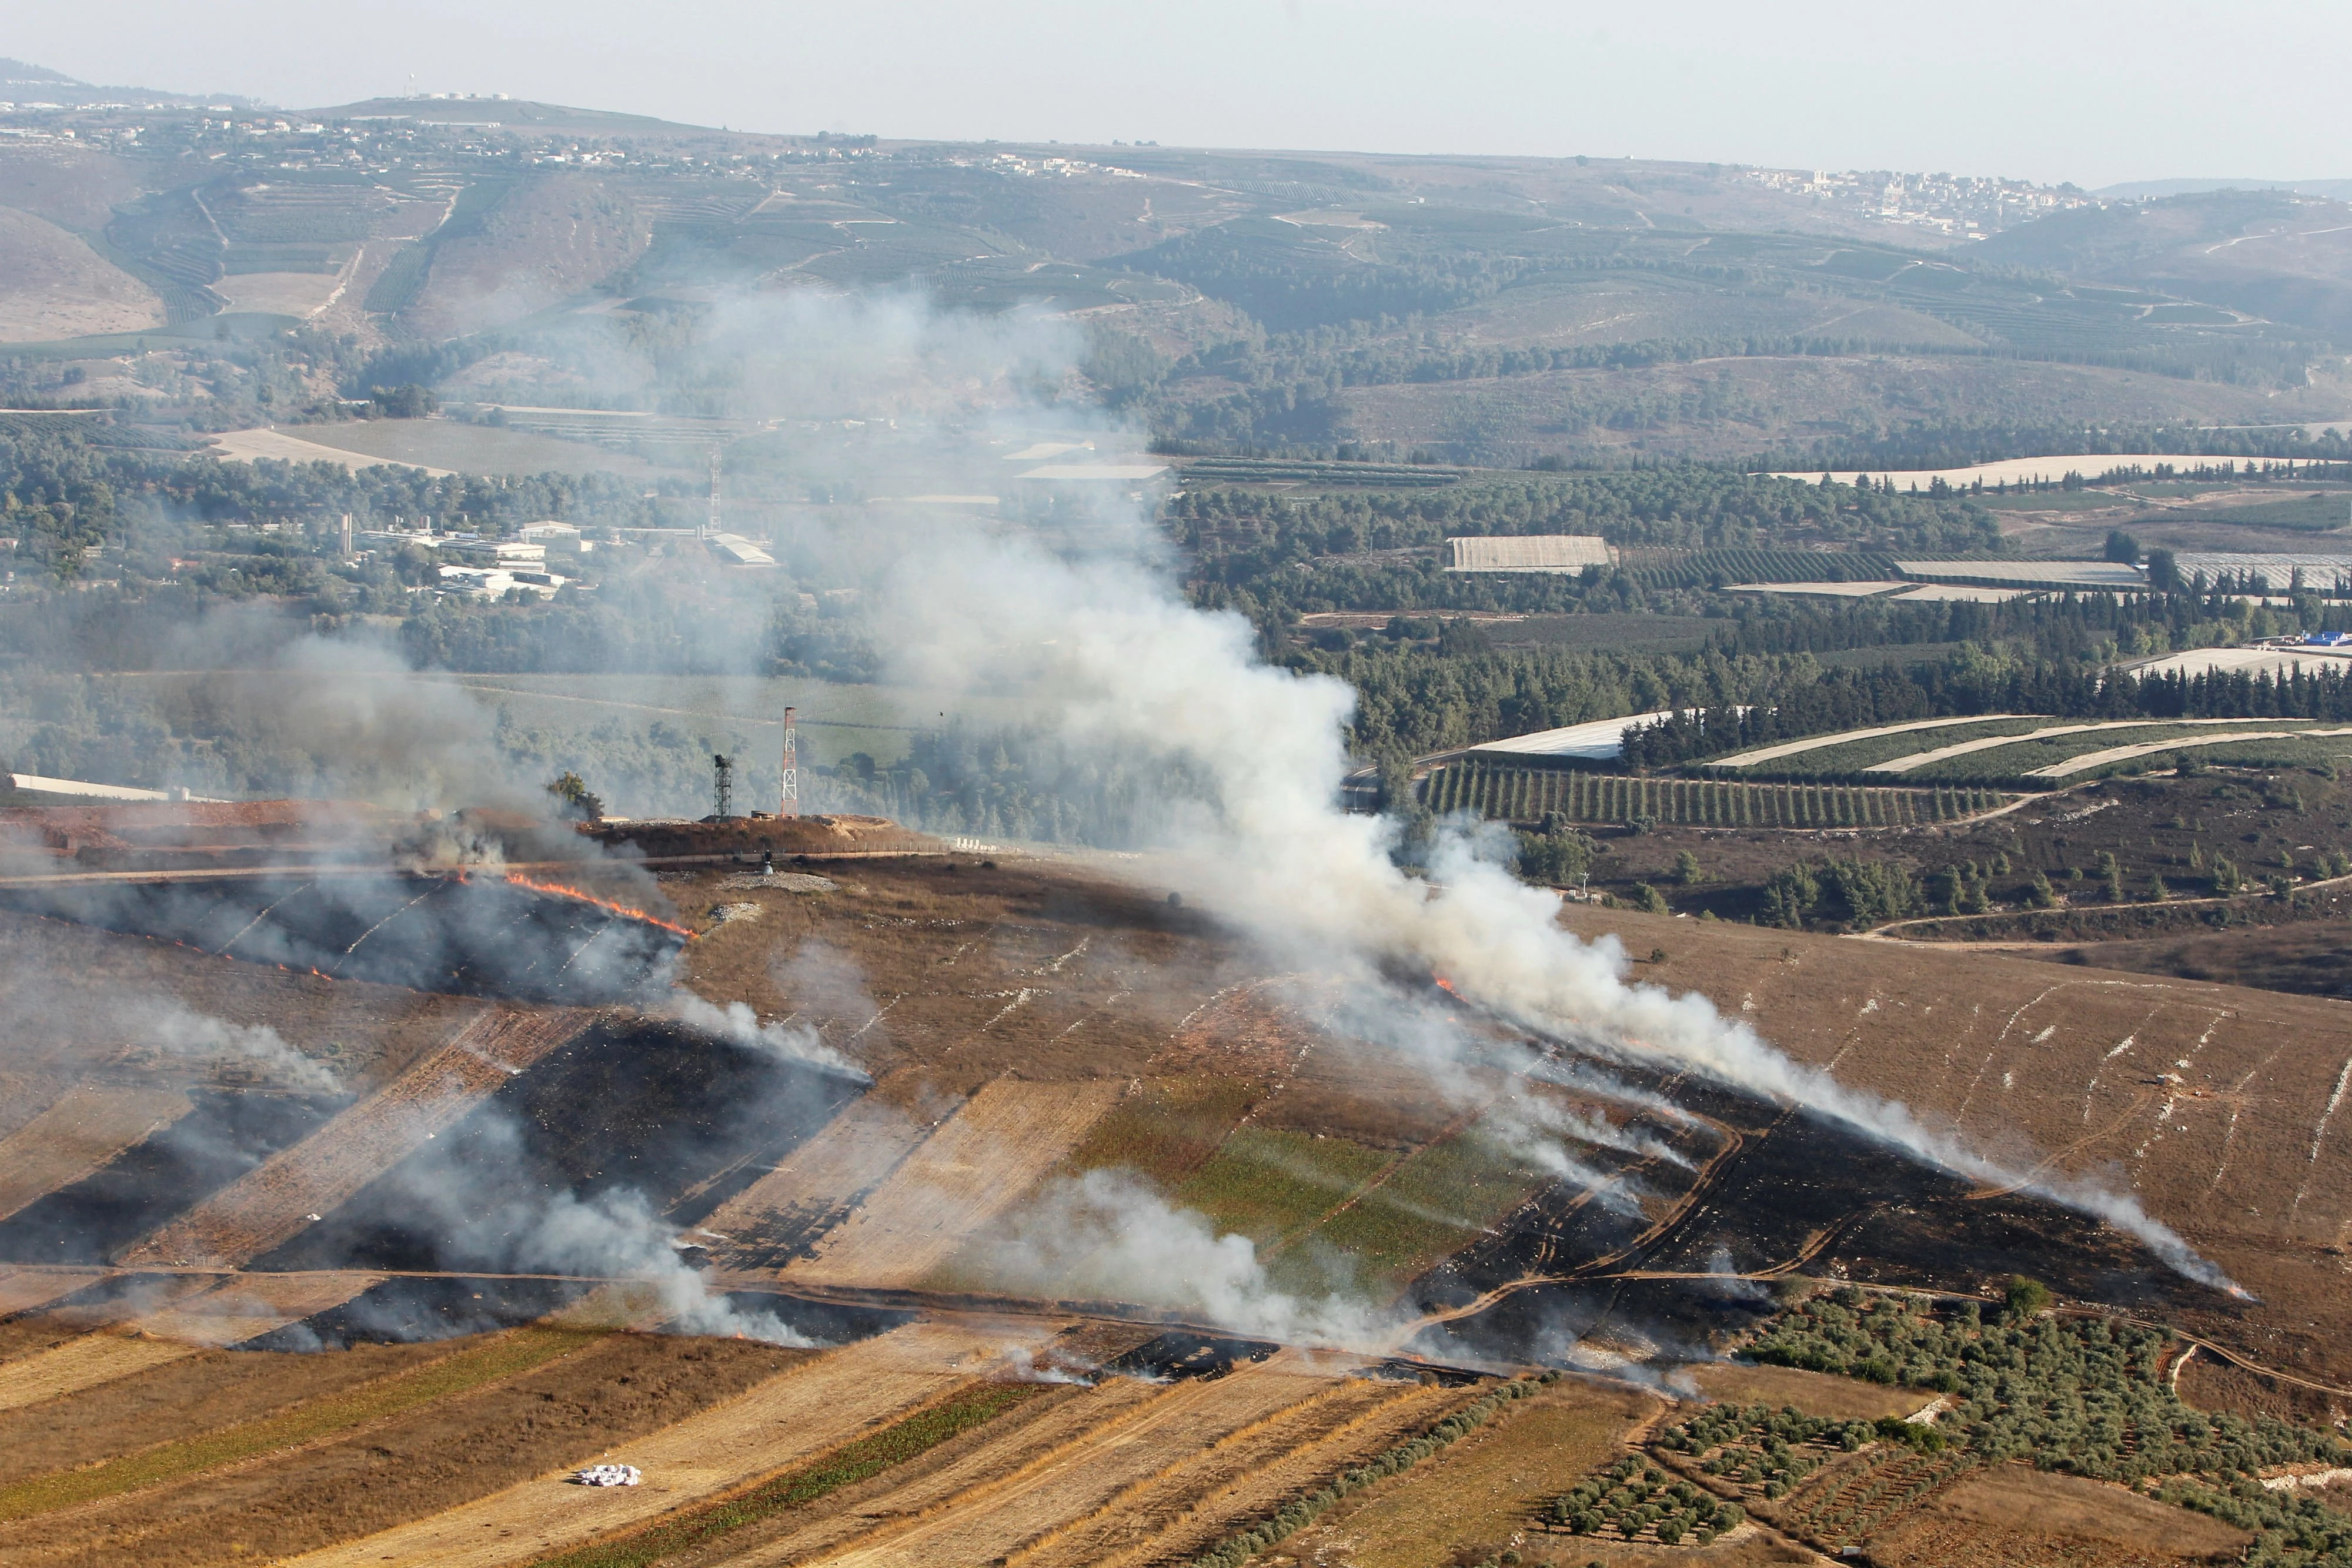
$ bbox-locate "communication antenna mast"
[779,707,799,818]
[711,753,733,820]
[705,446,722,541]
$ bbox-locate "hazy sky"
[12,0,2347,189]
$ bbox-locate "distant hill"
[302,95,717,137]
[0,56,249,109]
[2099,176,2352,200]
[1976,188,2352,337]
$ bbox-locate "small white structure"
[1446,535,1613,573]
[439,539,547,566]
[705,531,777,567]
[437,564,570,600]
[574,1464,642,1487]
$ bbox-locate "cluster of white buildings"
[1739,166,2094,238]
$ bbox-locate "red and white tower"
[779,707,799,818]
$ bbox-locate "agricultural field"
[789,1077,1125,1290]
[0,840,2343,1566]
[1702,713,2352,785]
[268,417,684,479]
[1422,756,2007,828]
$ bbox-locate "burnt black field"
[0,1088,345,1264]
[253,1018,864,1275]
[1404,1044,2246,1371]
[0,872,684,1004]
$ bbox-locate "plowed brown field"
[276,1319,1040,1568]
[785,1078,1124,1289]
[0,1333,459,1489]
[1287,1379,1658,1568]
[0,1086,193,1221]
[0,1269,108,1320]
[0,1330,796,1568]
[804,1355,1345,1568]
[701,1379,1172,1567]
[1567,907,2352,1380]
[1866,1466,2251,1566]
[0,1333,201,1413]
[1023,1373,1456,1568]
[119,1007,595,1269]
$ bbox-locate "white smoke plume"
[524,1186,824,1346]
[663,989,870,1081]
[131,1002,345,1095]
[830,302,2234,1295]
[974,1169,1398,1349]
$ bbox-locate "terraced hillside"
[0,840,2344,1566]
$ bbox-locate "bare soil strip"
[0,1269,109,1321]
[120,1007,596,1268]
[786,1078,1124,1290]
[0,1086,193,1221]
[279,1319,1037,1568]
[703,1093,946,1276]
[128,1271,385,1347]
[803,1355,1346,1568]
[0,1333,201,1413]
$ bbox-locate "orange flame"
[495,870,697,940]
[1432,975,1461,997]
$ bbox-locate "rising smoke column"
[827,303,2229,1290]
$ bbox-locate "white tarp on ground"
[2174,553,2352,582]
[1472,710,1679,760]
[1447,534,1613,573]
[1894,559,2145,587]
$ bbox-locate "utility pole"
[779,707,799,818]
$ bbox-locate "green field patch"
[1063,1077,1260,1188]
[0,1327,599,1522]
[1174,1126,1395,1251]
[2180,493,2352,531]
[1282,1128,1547,1296]
[1715,717,2059,775]
[1907,720,2340,781]
[530,1380,1049,1568]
